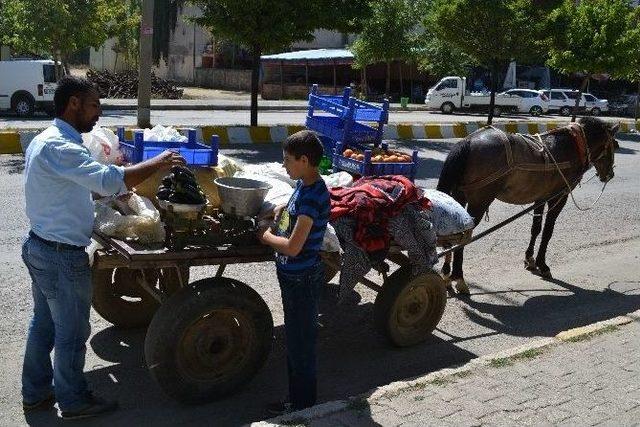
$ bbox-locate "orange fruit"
[356,154,365,161]
[343,149,353,157]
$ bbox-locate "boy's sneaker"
[23,393,55,412]
[60,393,118,420]
[266,401,294,417]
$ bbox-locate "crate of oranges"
[333,141,418,179]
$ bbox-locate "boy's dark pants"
[277,262,324,410]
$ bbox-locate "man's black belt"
[29,231,86,251]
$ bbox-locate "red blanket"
[329,175,431,254]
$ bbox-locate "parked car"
[582,93,608,116]
[542,89,587,116]
[499,89,549,116]
[609,94,638,117]
[0,59,63,117]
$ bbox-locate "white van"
[0,59,62,117]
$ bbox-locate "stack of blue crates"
[305,84,389,157]
[116,127,219,166]
[305,84,418,179]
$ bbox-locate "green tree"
[111,0,142,71]
[350,0,419,98]
[547,0,637,122]
[425,0,549,124]
[1,0,123,77]
[189,0,366,126]
[612,6,640,121]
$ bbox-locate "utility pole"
[137,0,154,128]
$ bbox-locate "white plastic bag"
[82,127,123,165]
[143,124,188,142]
[322,171,353,188]
[94,193,165,244]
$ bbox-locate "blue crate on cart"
[305,84,389,156]
[332,141,419,180]
[116,127,219,166]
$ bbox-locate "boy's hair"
[54,75,97,117]
[282,130,324,166]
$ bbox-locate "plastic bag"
[82,127,123,165]
[322,171,353,188]
[143,125,188,142]
[94,193,165,244]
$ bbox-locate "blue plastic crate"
[306,84,389,148]
[116,127,219,166]
[332,141,419,180]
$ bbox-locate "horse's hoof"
[539,269,552,280]
[524,257,537,271]
[454,279,470,296]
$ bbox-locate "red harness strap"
[566,123,588,170]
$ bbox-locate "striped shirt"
[274,178,330,273]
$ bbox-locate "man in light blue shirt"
[21,75,185,420]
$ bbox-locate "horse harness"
[459,124,588,192]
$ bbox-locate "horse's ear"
[610,123,620,135]
[614,139,620,150]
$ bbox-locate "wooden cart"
[91,232,447,404]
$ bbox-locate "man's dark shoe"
[266,401,294,417]
[23,393,55,412]
[60,394,118,420]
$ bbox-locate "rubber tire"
[92,267,189,329]
[374,267,447,347]
[321,251,341,283]
[560,106,572,116]
[591,107,601,116]
[13,95,35,117]
[440,102,455,114]
[144,277,273,404]
[529,105,543,116]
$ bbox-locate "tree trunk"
[635,80,640,122]
[250,46,261,127]
[385,60,391,98]
[398,62,403,96]
[362,67,368,99]
[572,76,589,123]
[487,66,498,125]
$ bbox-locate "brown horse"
[437,117,618,294]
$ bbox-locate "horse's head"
[578,117,617,182]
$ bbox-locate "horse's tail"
[437,138,471,195]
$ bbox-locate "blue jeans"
[21,235,92,411]
[277,263,324,410]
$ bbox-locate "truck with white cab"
[425,76,520,116]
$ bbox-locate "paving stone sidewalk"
[259,317,640,426]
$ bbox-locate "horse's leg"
[525,203,545,271]
[451,199,493,295]
[535,195,569,279]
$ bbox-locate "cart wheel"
[92,267,161,329]
[374,267,447,347]
[144,277,273,404]
[320,251,341,283]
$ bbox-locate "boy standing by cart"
[257,130,330,414]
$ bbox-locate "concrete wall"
[292,29,356,50]
[90,5,212,83]
[194,68,252,91]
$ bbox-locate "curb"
[1,120,638,155]
[251,308,640,426]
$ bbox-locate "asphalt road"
[0,135,638,425]
[0,109,631,130]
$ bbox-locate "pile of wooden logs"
[87,69,184,99]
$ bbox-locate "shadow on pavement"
[458,276,640,338]
[19,286,476,426]
[0,155,25,174]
